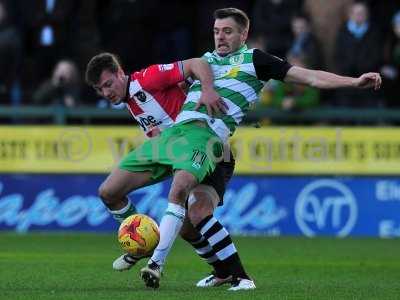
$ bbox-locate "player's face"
[94,69,126,104]
[214,17,248,56]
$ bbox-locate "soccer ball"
[118,214,160,257]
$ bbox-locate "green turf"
[0,233,399,300]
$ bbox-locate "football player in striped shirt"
[86,53,252,290]
[137,7,380,290]
[88,5,381,290]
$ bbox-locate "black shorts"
[201,151,235,206]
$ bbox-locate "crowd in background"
[1,0,400,112]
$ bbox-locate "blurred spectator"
[381,11,400,107]
[303,0,354,70]
[98,0,159,71]
[71,1,102,107]
[72,0,102,71]
[363,0,400,37]
[333,2,383,107]
[19,0,80,99]
[0,0,22,104]
[152,1,194,62]
[247,35,267,52]
[260,53,319,111]
[288,14,322,69]
[252,0,303,58]
[33,60,81,107]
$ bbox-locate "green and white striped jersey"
[175,45,290,142]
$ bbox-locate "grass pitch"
[0,233,399,300]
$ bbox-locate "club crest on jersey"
[229,53,244,65]
[158,64,174,72]
[134,91,147,103]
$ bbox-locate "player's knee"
[98,182,119,206]
[169,171,197,204]
[188,204,213,226]
[169,185,189,205]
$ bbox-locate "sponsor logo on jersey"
[134,91,147,103]
[138,115,162,131]
[158,64,174,71]
[224,66,240,79]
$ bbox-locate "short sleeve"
[137,62,185,92]
[253,49,292,81]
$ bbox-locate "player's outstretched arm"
[284,66,382,90]
[182,58,227,116]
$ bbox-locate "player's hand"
[355,72,382,90]
[195,88,228,116]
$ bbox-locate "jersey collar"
[122,75,131,103]
[212,44,248,58]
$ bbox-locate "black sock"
[196,215,249,279]
[184,233,230,278]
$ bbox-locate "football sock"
[196,215,249,280]
[108,200,137,223]
[184,234,230,278]
[150,202,185,267]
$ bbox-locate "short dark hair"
[214,8,250,31]
[85,52,122,86]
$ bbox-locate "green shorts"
[119,121,223,183]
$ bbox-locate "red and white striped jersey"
[125,62,186,137]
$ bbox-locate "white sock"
[150,202,185,267]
